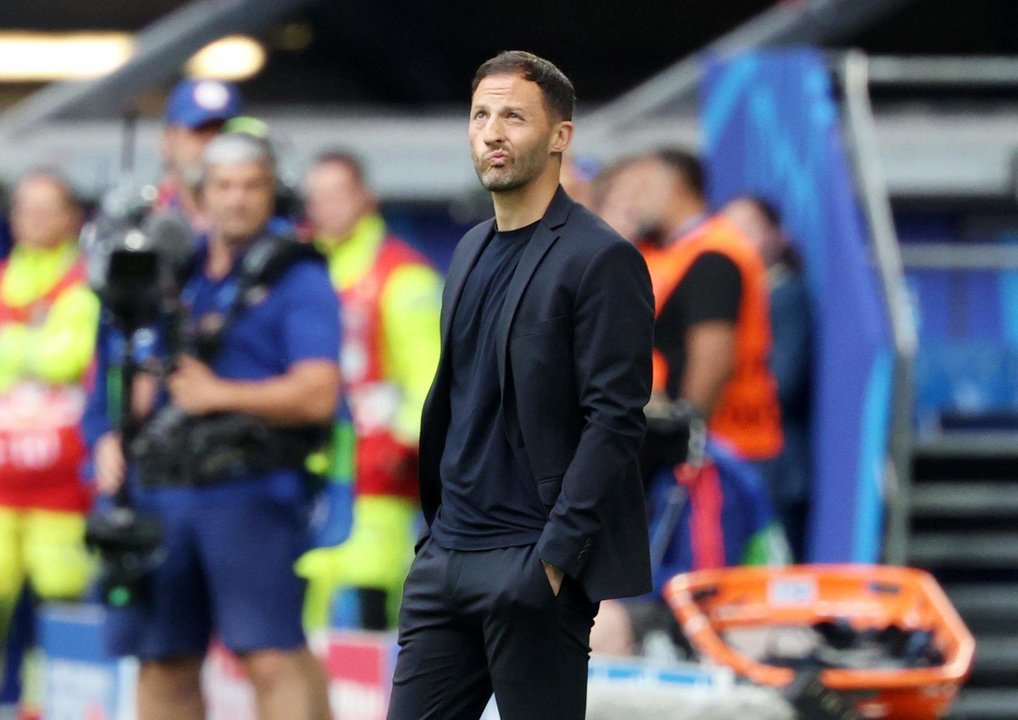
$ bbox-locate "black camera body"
[83,207,193,607]
[84,506,165,607]
[643,399,707,476]
[84,210,193,337]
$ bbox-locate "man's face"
[304,162,373,239]
[10,177,80,251]
[596,158,675,243]
[724,199,782,265]
[162,122,224,186]
[469,73,561,193]
[202,161,275,244]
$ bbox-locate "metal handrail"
[840,51,919,567]
[913,432,1018,458]
[867,55,1018,87]
[900,243,1018,270]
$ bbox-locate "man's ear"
[550,120,574,155]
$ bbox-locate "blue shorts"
[104,475,309,660]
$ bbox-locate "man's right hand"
[94,431,125,495]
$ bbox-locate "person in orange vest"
[0,171,99,676]
[295,151,442,630]
[595,149,784,486]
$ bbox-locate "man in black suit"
[386,51,654,720]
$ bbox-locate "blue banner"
[700,48,892,563]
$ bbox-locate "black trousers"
[387,539,599,720]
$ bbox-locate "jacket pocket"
[537,474,563,506]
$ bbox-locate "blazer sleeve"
[536,239,654,578]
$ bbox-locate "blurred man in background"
[297,152,442,631]
[88,134,337,720]
[595,149,783,480]
[724,196,813,558]
[589,154,790,660]
[155,79,242,231]
[293,150,439,631]
[0,171,97,692]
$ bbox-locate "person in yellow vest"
[0,171,99,656]
[595,150,783,480]
[295,152,442,630]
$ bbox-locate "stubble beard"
[475,146,547,193]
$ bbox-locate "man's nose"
[483,116,505,144]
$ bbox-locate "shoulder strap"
[189,232,325,363]
[0,258,86,321]
[237,232,325,301]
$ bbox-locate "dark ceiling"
[257,0,772,106]
[1,0,1017,109]
[0,1,182,31]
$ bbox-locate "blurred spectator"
[0,171,98,681]
[295,152,442,631]
[155,79,242,230]
[589,151,790,658]
[595,149,783,480]
[559,153,600,209]
[724,196,813,558]
[87,134,336,720]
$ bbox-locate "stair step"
[950,688,1018,720]
[911,483,1018,517]
[947,585,1018,633]
[968,636,1018,683]
[910,445,1018,716]
[913,433,1018,459]
[908,533,1018,568]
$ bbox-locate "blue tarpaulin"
[700,48,893,563]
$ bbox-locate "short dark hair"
[312,150,367,185]
[653,147,705,199]
[472,51,575,121]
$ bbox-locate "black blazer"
[418,187,654,602]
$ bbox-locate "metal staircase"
[840,51,1018,718]
[908,442,1018,719]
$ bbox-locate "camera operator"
[86,133,338,720]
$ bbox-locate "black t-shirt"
[655,251,742,399]
[431,220,549,551]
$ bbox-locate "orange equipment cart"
[665,565,975,719]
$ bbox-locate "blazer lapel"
[495,187,574,390]
[441,219,495,345]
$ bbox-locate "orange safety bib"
[642,216,783,460]
[0,260,92,511]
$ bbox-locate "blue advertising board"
[38,603,136,720]
[700,49,892,562]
